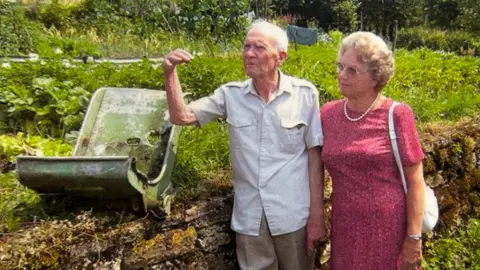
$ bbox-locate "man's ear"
[279,51,287,63]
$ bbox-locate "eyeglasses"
[335,62,375,78]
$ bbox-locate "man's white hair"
[248,21,289,53]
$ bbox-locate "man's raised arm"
[162,49,197,126]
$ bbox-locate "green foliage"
[271,0,478,41]
[30,0,250,41]
[171,0,250,41]
[425,0,460,29]
[1,1,248,58]
[32,0,74,30]
[331,0,359,32]
[457,0,480,33]
[386,48,480,122]
[397,27,478,56]
[328,30,343,48]
[35,27,103,58]
[0,172,41,232]
[0,59,169,137]
[70,0,137,35]
[0,133,72,162]
[423,219,480,269]
[178,55,245,99]
[0,1,38,55]
[0,1,103,58]
[1,44,479,137]
[0,134,72,232]
[0,62,93,137]
[173,122,230,189]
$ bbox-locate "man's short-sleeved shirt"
[188,71,323,236]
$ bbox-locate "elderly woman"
[320,32,425,269]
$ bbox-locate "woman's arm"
[404,162,425,236]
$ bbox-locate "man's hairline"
[244,29,287,54]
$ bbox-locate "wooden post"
[264,0,267,19]
[360,9,363,30]
[392,20,398,55]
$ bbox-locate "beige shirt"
[188,72,323,236]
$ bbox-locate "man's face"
[242,29,285,78]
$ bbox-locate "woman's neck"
[346,92,382,112]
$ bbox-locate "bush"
[423,219,480,269]
[32,0,74,30]
[71,0,134,35]
[328,30,343,48]
[445,30,478,55]
[70,0,250,41]
[397,27,478,56]
[2,0,250,57]
[0,2,38,55]
[167,0,250,41]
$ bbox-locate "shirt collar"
[244,70,293,95]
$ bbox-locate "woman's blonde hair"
[338,31,394,91]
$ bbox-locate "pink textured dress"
[321,98,424,270]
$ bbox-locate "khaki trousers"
[235,213,313,270]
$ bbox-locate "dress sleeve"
[393,103,425,166]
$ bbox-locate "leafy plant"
[0,172,42,232]
[423,219,480,269]
[0,1,39,55]
[0,64,92,137]
[397,27,478,56]
[0,133,72,162]
[173,122,230,188]
[1,43,479,137]
[0,133,72,232]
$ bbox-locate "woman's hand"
[397,236,422,270]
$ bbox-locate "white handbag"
[389,102,439,232]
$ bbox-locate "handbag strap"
[388,101,408,193]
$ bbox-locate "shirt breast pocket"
[226,117,256,151]
[280,118,306,153]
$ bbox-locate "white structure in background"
[247,11,256,22]
[28,53,39,61]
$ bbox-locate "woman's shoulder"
[389,100,418,127]
[391,101,415,117]
[321,99,344,115]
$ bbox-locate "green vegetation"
[1,44,478,138]
[0,0,248,58]
[3,1,480,58]
[0,172,41,232]
[0,133,72,161]
[0,134,72,232]
[423,219,480,269]
[397,27,480,56]
[0,1,479,267]
[172,122,232,201]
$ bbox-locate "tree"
[396,0,428,27]
[457,0,480,33]
[332,0,359,32]
[425,0,460,29]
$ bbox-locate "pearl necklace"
[344,94,380,122]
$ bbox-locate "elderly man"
[162,21,325,270]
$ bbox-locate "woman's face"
[337,48,377,99]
